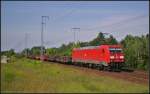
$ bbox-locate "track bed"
[51,61,149,86]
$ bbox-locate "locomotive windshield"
[109,48,123,53]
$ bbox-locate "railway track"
[32,59,149,86]
[50,61,149,85]
[83,67,149,85]
[105,71,149,85]
[123,71,149,80]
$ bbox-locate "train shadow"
[121,68,134,72]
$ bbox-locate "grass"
[1,57,149,93]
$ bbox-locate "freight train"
[28,45,125,71]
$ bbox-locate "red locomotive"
[72,45,124,71]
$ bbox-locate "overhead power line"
[46,8,78,26]
[82,14,148,31]
[51,8,77,23]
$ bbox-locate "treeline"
[2,32,149,70]
[36,32,118,56]
[44,32,118,56]
[121,34,149,70]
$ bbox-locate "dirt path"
[51,62,149,86]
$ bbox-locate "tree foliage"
[20,32,149,70]
[121,34,149,70]
[1,49,15,57]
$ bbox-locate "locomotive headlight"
[110,56,114,59]
[120,56,124,59]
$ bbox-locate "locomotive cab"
[108,45,125,70]
[109,48,124,62]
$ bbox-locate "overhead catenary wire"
[49,8,78,24]
[44,13,148,47]
[81,14,148,32]
[78,14,148,41]
[9,11,149,51]
[44,8,79,47]
[40,13,148,49]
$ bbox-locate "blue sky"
[1,1,149,52]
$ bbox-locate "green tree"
[30,46,45,56]
[1,49,15,57]
[121,34,149,70]
[107,35,118,44]
[89,32,105,46]
[21,48,31,56]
